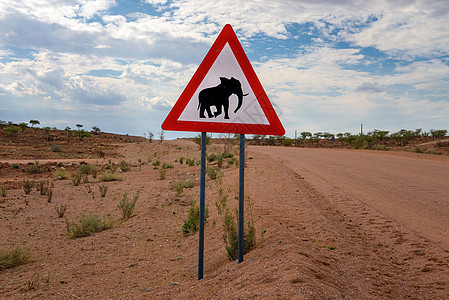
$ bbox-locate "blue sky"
[1,0,448,139]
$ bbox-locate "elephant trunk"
[234,92,249,113]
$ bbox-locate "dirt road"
[251,146,449,250]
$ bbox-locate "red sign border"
[161,24,285,136]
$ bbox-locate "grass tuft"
[54,169,70,179]
[98,184,108,197]
[0,248,32,270]
[54,203,67,218]
[23,180,33,194]
[99,172,122,182]
[65,215,114,238]
[174,179,196,195]
[185,158,195,166]
[118,192,138,220]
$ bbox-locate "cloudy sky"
[1,0,448,139]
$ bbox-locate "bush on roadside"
[65,215,114,238]
[216,188,256,261]
[182,201,209,236]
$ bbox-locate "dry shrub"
[54,203,67,218]
[65,215,114,239]
[0,248,31,270]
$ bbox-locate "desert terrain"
[1,130,448,299]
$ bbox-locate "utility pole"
[360,124,363,135]
[294,130,297,147]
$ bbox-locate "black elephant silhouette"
[198,77,248,119]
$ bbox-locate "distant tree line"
[250,128,448,149]
[0,120,101,140]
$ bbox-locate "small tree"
[91,126,101,134]
[76,124,83,140]
[159,130,165,143]
[430,129,448,140]
[148,131,154,143]
[29,120,40,127]
[300,131,312,140]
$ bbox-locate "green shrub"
[78,164,96,175]
[207,167,219,180]
[106,163,118,173]
[217,188,256,261]
[161,162,174,169]
[118,192,138,220]
[222,152,234,159]
[182,201,209,236]
[174,179,196,195]
[51,144,62,152]
[281,138,293,147]
[186,158,195,166]
[54,169,70,179]
[207,153,218,163]
[65,215,114,238]
[372,144,389,151]
[99,172,122,182]
[120,161,130,172]
[0,248,31,270]
[217,155,224,168]
[4,125,20,136]
[25,160,46,174]
[159,168,167,180]
[152,160,160,166]
[179,157,184,165]
[222,208,256,261]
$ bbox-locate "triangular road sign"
[162,24,285,136]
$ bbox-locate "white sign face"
[178,43,269,125]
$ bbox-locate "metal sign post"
[198,132,207,280]
[238,134,245,263]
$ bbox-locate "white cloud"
[76,0,117,19]
[0,0,448,136]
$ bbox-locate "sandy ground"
[1,140,449,299]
